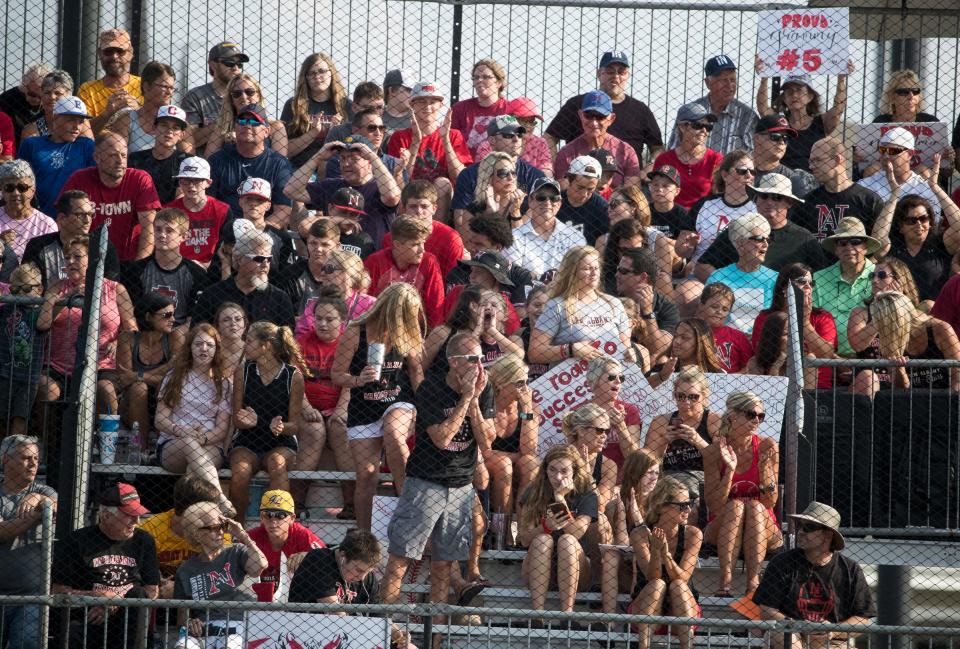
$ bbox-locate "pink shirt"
[0,207,58,260]
[475,134,554,176]
[554,133,641,188]
[294,290,375,338]
[49,279,122,375]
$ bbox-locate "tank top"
[126,110,155,152]
[782,113,826,171]
[521,326,549,381]
[662,409,712,472]
[632,524,689,596]
[718,435,777,524]
[241,360,296,440]
[345,326,414,427]
[131,331,171,373]
[49,279,121,375]
[490,417,521,454]
[909,328,948,389]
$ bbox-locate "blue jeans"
[1,604,42,649]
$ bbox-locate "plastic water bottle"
[127,422,142,466]
[176,625,188,649]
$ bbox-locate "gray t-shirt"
[534,295,630,347]
[182,82,224,128]
[173,544,254,620]
[0,482,57,594]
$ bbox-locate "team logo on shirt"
[814,204,850,241]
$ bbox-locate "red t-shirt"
[297,331,342,413]
[933,274,960,338]
[247,522,326,588]
[165,195,230,264]
[382,220,464,277]
[0,111,14,157]
[441,284,521,335]
[450,97,510,157]
[387,128,473,181]
[652,148,723,209]
[712,325,753,373]
[61,167,161,261]
[363,248,445,327]
[752,308,837,388]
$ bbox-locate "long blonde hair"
[718,391,763,438]
[473,152,514,207]
[246,321,309,377]
[159,323,225,409]
[562,403,610,445]
[643,475,690,526]
[881,69,923,116]
[354,282,425,356]
[289,53,349,135]
[873,291,919,358]
[214,74,270,137]
[548,246,618,322]
[520,445,594,531]
[328,248,371,293]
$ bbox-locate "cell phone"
[669,416,681,428]
[547,501,571,520]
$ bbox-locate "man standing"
[616,247,678,361]
[0,435,57,649]
[753,114,817,199]
[182,41,248,151]
[0,63,50,143]
[208,104,293,226]
[667,55,758,154]
[52,482,159,649]
[60,132,161,261]
[128,105,189,203]
[857,127,943,223]
[77,29,143,134]
[382,69,414,136]
[554,91,641,188]
[164,156,230,267]
[545,51,663,165]
[754,501,873,649]
[17,96,95,217]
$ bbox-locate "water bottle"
[176,625,188,649]
[127,422,142,466]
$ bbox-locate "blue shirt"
[208,144,293,217]
[705,264,778,334]
[451,158,545,210]
[18,136,95,216]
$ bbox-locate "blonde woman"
[451,58,510,156]
[282,53,349,165]
[204,74,288,157]
[331,282,425,530]
[472,152,525,220]
[584,355,644,470]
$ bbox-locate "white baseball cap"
[174,157,211,180]
[879,126,915,150]
[155,104,188,127]
[53,96,91,118]
[567,155,602,179]
[240,177,272,201]
[411,81,444,100]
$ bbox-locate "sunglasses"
[686,121,714,132]
[156,310,175,320]
[582,112,608,122]
[101,46,127,57]
[320,264,342,274]
[236,117,263,127]
[2,183,32,193]
[754,193,789,203]
[230,88,258,99]
[747,235,769,243]
[498,133,523,140]
[220,59,244,69]
[9,284,41,295]
[607,374,625,383]
[533,193,561,203]
[734,167,755,177]
[675,392,701,403]
[364,124,387,133]
[900,215,929,225]
[764,133,789,143]
[450,354,481,363]
[878,146,908,156]
[791,277,816,288]
[835,238,864,248]
[894,87,921,96]
[869,270,893,280]
[495,168,518,179]
[583,426,610,435]
[796,522,827,534]
[616,266,642,275]
[200,522,230,532]
[262,510,291,520]
[741,410,766,422]
[247,254,272,264]
[666,501,694,510]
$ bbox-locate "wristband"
[567,342,575,358]
[518,412,535,421]
[559,344,568,360]
[541,517,552,534]
[641,313,657,320]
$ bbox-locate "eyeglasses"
[69,210,95,220]
[533,193,561,203]
[362,103,386,112]
[495,168,517,179]
[894,87,921,97]
[606,374,625,383]
[666,501,694,510]
[796,522,827,534]
[101,47,127,57]
[236,117,263,127]
[246,254,272,264]
[308,69,332,78]
[320,264,342,274]
[364,124,387,133]
[498,133,523,140]
[869,270,892,280]
[901,215,929,225]
[9,284,41,295]
[262,510,291,520]
[685,121,714,132]
[156,310,175,319]
[747,235,769,243]
[741,410,766,422]
[231,88,258,99]
[878,146,908,156]
[764,133,789,143]
[200,522,230,532]
[734,167,755,177]
[150,82,176,93]
[472,74,497,81]
[2,183,32,193]
[675,392,701,403]
[219,59,244,69]
[791,277,816,288]
[616,266,641,275]
[582,112,608,122]
[754,193,789,203]
[835,238,864,248]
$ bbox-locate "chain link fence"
[2,0,960,647]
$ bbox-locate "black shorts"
[230,429,298,461]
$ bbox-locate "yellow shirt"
[139,509,197,577]
[77,75,143,117]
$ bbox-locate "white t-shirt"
[857,172,942,224]
[504,219,587,278]
[690,197,757,260]
[157,370,232,446]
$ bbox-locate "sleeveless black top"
[346,326,414,426]
[521,326,549,381]
[632,524,689,597]
[241,361,295,440]
[662,409,712,472]
[131,331,171,373]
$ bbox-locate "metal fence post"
[40,501,54,649]
[784,285,804,523]
[877,564,910,649]
[449,3,463,104]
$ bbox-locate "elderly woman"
[104,61,193,153]
[652,103,723,209]
[0,160,57,259]
[205,74,288,157]
[584,355,643,471]
[282,53,349,166]
[471,152,525,221]
[704,212,777,334]
[175,501,267,647]
[451,58,510,156]
[689,149,758,262]
[21,69,94,140]
[703,391,781,596]
[294,248,374,338]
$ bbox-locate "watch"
[641,313,657,320]
[759,483,776,494]
[518,412,535,421]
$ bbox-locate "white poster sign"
[852,122,950,170]
[757,8,849,77]
[247,610,390,649]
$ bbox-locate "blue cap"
[704,54,737,77]
[599,51,630,68]
[581,90,613,116]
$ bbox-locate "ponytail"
[277,326,309,378]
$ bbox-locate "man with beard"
[77,29,143,134]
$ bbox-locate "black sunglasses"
[686,121,714,132]
[747,235,769,243]
[2,183,32,193]
[835,238,864,248]
[675,392,700,403]
[364,124,387,132]
[200,522,230,532]
[734,167,755,177]
[495,168,517,179]
[220,59,244,69]
[900,215,929,225]
[869,270,892,280]
[262,510,291,520]
[584,426,610,435]
[606,374,625,383]
[230,88,258,99]
[101,47,127,57]
[533,193,561,203]
[741,410,766,422]
[894,87,921,96]
[156,310,175,320]
[764,133,789,143]
[9,284,41,295]
[796,522,827,533]
[247,254,272,264]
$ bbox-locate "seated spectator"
[0,63,50,143]
[332,282,424,530]
[282,53,348,167]
[324,107,406,186]
[450,58,509,157]
[474,96,553,176]
[175,501,266,646]
[21,69,93,140]
[205,74,287,158]
[289,528,382,607]
[314,188,376,258]
[448,213,534,311]
[383,180,465,276]
[122,207,209,325]
[228,322,313,519]
[190,230,295,327]
[293,247,374,337]
[753,263,836,387]
[630,476,703,649]
[743,312,817,388]
[647,166,696,258]
[688,149,757,262]
[363,215,445,327]
[584,355,643,468]
[0,264,46,436]
[139,476,230,597]
[600,186,673,290]
[616,246,679,362]
[702,391,781,596]
[36,235,135,413]
[0,435,56,649]
[517,444,600,624]
[695,283,753,373]
[749,114,817,197]
[126,105,190,203]
[155,324,234,515]
[442,252,523,333]
[165,156,230,267]
[705,212,778,334]
[753,501,874,649]
[517,286,551,382]
[180,41,246,151]
[215,302,248,377]
[555,155,610,247]
[78,28,142,133]
[218,177,295,274]
[104,62,191,154]
[654,103,723,209]
[51,482,159,649]
[247,489,326,597]
[382,69,413,136]
[503,177,585,277]
[586,147,620,199]
[813,218,881,356]
[0,161,57,260]
[17,96,95,216]
[323,82,386,148]
[857,128,943,222]
[649,318,724,388]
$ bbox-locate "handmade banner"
[247,610,390,649]
[852,121,951,169]
[757,8,849,77]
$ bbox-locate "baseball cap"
[209,41,249,63]
[487,115,526,137]
[260,489,295,514]
[755,113,798,138]
[704,54,737,77]
[383,69,414,90]
[649,165,682,187]
[462,251,515,286]
[99,482,150,517]
[781,74,815,92]
[676,102,717,124]
[340,133,375,151]
[567,155,602,179]
[155,104,188,127]
[53,95,91,118]
[330,187,366,215]
[99,28,132,51]
[411,81,444,100]
[599,51,630,68]
[237,103,268,124]
[240,177,272,201]
[530,177,561,195]
[880,126,915,150]
[507,97,543,121]
[586,148,619,173]
[581,90,613,116]
[174,156,211,180]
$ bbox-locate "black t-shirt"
[791,184,885,243]
[122,256,209,325]
[650,205,694,238]
[545,94,663,159]
[288,548,350,603]
[519,485,600,524]
[556,192,609,247]
[698,221,831,273]
[128,149,189,204]
[52,526,160,596]
[281,97,340,168]
[191,277,295,327]
[306,179,397,250]
[752,548,875,622]
[340,231,376,259]
[652,292,680,334]
[405,370,495,487]
[21,230,122,286]
[888,236,952,301]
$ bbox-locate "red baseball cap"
[508,97,543,121]
[99,482,150,517]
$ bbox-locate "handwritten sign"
[247,610,390,649]
[852,121,951,170]
[757,8,849,77]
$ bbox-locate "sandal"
[715,587,733,598]
[336,504,356,520]
[456,578,490,606]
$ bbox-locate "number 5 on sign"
[757,8,849,78]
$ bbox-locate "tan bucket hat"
[790,501,845,551]
[822,217,884,256]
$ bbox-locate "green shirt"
[813,260,875,356]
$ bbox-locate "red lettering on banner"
[878,124,932,138]
[781,14,829,28]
